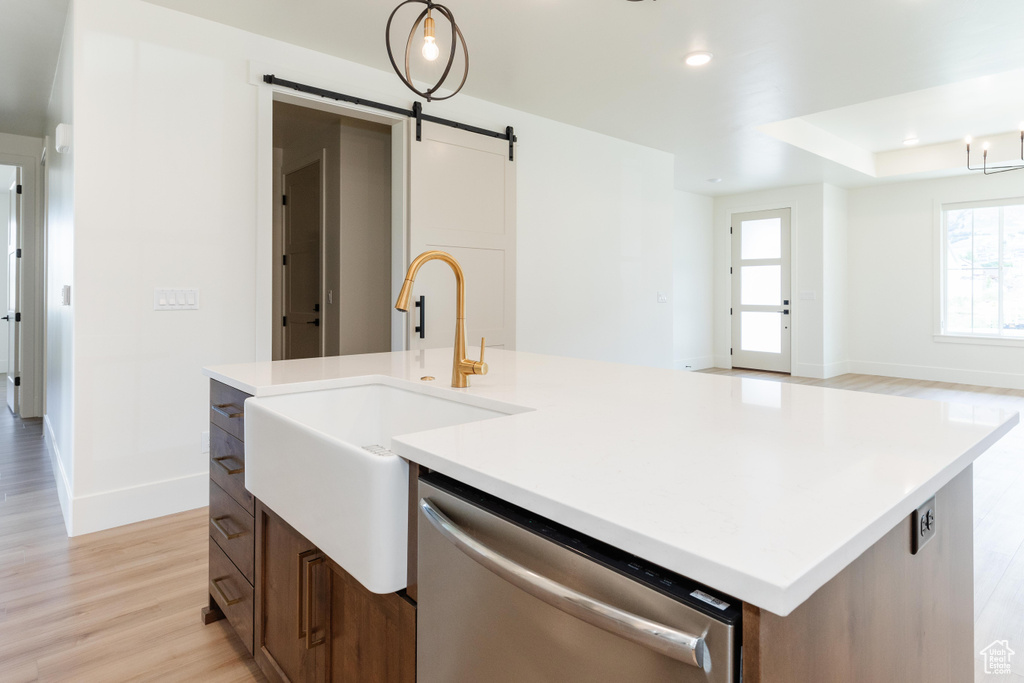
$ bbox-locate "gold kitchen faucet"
[395,250,488,388]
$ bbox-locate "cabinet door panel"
[327,559,415,683]
[255,502,326,683]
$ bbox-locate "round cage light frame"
[385,0,469,102]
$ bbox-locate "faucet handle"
[466,337,488,376]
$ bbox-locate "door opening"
[271,101,393,361]
[730,208,792,373]
[3,165,22,412]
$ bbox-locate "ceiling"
[3,0,1024,194]
[0,0,69,138]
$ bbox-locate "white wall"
[45,2,76,532]
[847,173,1024,389]
[822,184,849,376]
[673,190,714,370]
[514,122,675,368]
[57,0,678,535]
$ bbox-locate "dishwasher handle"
[419,498,711,673]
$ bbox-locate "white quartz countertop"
[205,349,1018,616]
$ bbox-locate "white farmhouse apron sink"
[244,381,518,594]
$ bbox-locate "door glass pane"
[741,218,781,260]
[741,265,781,305]
[741,312,781,353]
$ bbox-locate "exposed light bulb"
[422,13,438,61]
[422,36,439,61]
[965,136,972,145]
[983,141,990,151]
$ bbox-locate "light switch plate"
[911,496,936,554]
[154,288,200,311]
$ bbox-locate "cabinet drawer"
[210,536,254,655]
[210,425,254,515]
[210,480,255,584]
[211,380,249,442]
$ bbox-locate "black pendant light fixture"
[385,0,469,102]
[965,127,1024,175]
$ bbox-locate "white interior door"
[282,160,323,360]
[731,208,791,373]
[6,170,21,413]
[407,121,516,353]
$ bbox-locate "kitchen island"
[204,348,1018,682]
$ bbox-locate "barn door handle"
[414,295,425,338]
[306,318,320,327]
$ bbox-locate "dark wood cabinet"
[326,558,416,683]
[203,380,256,655]
[204,379,415,682]
[255,501,327,683]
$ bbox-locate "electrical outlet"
[201,430,210,454]
[911,496,936,554]
[657,292,668,304]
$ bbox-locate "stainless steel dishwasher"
[417,472,741,683]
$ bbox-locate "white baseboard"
[823,361,851,378]
[792,363,826,379]
[68,471,209,537]
[847,360,1024,391]
[674,355,715,371]
[43,415,73,535]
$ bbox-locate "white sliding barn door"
[407,121,515,351]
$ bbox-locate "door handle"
[1,315,9,321]
[305,318,320,327]
[420,498,711,672]
[414,295,425,339]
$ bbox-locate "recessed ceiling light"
[685,51,713,67]
[706,177,722,183]
[903,136,919,146]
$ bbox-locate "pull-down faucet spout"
[396,250,488,388]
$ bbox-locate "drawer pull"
[211,515,246,541]
[211,576,244,607]
[296,549,318,639]
[212,455,244,475]
[212,403,243,419]
[304,554,326,649]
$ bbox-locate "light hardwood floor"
[703,368,1024,682]
[0,404,265,681]
[1,372,1021,681]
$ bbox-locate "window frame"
[936,196,1024,346]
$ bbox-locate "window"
[942,200,1024,339]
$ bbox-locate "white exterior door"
[6,170,21,413]
[731,208,791,373]
[407,121,515,351]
